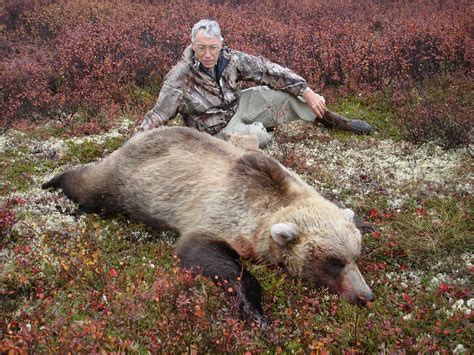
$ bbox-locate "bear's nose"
[357,291,375,307]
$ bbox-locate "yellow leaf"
[60,260,69,271]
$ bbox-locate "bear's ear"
[271,223,299,247]
[341,208,355,223]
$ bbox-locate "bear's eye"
[329,258,346,269]
[324,258,346,277]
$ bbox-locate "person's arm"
[234,50,327,118]
[139,67,184,131]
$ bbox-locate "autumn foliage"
[1,0,471,132]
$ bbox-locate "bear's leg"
[42,169,117,215]
[41,173,64,190]
[176,230,267,326]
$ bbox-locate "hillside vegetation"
[1,0,473,352]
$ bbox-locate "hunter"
[140,19,373,147]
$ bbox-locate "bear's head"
[270,204,374,306]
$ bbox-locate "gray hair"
[191,19,223,42]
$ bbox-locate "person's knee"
[250,122,272,148]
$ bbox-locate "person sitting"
[140,19,373,147]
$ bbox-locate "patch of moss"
[331,93,402,141]
[367,196,473,270]
[1,154,37,192]
[125,83,158,108]
[64,136,126,164]
[102,136,127,154]
[65,141,104,164]
[28,124,70,141]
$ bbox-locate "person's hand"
[303,88,327,118]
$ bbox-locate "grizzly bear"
[42,126,374,325]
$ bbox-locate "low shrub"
[1,0,471,133]
[0,49,56,126]
[395,73,473,149]
[0,208,16,238]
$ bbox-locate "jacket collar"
[183,45,199,69]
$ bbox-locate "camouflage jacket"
[140,45,309,134]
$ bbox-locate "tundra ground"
[1,108,472,352]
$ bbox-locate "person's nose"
[203,49,214,58]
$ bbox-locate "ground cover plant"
[1,0,473,352]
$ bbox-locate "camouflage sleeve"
[234,50,309,97]
[139,66,185,131]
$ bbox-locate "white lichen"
[265,129,472,208]
[453,344,466,354]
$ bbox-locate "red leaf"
[367,208,379,218]
[371,231,381,238]
[403,293,414,305]
[438,283,452,294]
[108,268,117,277]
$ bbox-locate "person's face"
[192,30,222,69]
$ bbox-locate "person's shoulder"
[171,61,191,75]
[224,47,244,57]
[226,47,262,61]
[164,57,192,84]
[163,64,188,86]
[224,47,255,64]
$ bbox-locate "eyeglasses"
[194,45,221,55]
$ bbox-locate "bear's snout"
[338,264,374,307]
[355,290,375,307]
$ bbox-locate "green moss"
[406,72,473,108]
[64,136,126,164]
[362,195,473,270]
[392,196,473,267]
[65,141,104,163]
[331,93,402,141]
[102,136,127,154]
[28,125,70,141]
[125,83,158,107]
[1,151,38,192]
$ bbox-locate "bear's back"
[113,127,310,235]
[123,127,245,166]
